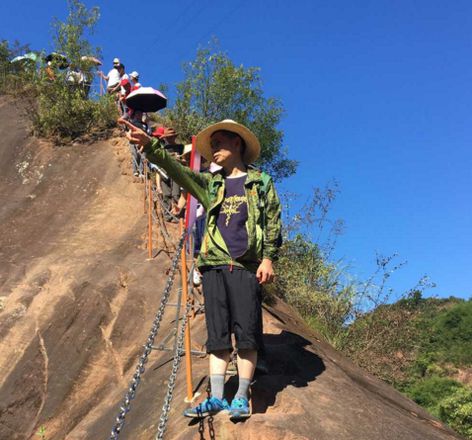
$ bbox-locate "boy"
[121,119,282,420]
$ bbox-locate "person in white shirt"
[98,58,121,93]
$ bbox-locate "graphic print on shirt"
[216,174,249,259]
[220,194,247,226]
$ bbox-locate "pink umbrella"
[125,87,167,112]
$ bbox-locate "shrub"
[34,79,117,141]
[440,387,472,439]
[271,233,356,346]
[342,303,421,384]
[1,2,117,143]
[425,300,472,365]
[405,376,463,418]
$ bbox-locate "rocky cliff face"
[0,98,464,440]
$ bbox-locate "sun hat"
[130,71,139,79]
[113,57,120,65]
[195,119,260,164]
[152,126,165,138]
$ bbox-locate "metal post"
[143,159,148,214]
[180,219,194,402]
[148,178,153,259]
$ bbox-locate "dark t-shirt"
[216,174,248,259]
[164,143,183,155]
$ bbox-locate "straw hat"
[195,119,260,164]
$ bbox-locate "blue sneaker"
[229,397,251,419]
[183,397,229,418]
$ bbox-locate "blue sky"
[3,0,471,300]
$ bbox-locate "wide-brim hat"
[195,119,260,164]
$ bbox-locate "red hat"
[152,126,165,138]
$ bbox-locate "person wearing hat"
[129,71,141,91]
[98,57,121,93]
[159,127,184,221]
[119,118,282,420]
[148,127,168,190]
[169,144,193,219]
[119,78,132,117]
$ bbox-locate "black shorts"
[202,267,263,353]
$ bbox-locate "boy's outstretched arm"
[119,119,211,209]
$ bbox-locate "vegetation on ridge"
[1,1,470,438]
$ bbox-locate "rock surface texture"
[0,99,464,440]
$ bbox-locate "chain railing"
[107,133,206,439]
[109,230,187,440]
[155,300,192,439]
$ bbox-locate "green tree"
[163,40,297,181]
[0,39,31,68]
[33,1,117,141]
[0,39,32,93]
[52,0,100,66]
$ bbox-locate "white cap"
[130,71,139,79]
[113,57,120,64]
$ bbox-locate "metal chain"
[109,230,187,440]
[155,299,192,439]
[153,185,181,223]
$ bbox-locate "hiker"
[160,128,184,222]
[170,144,193,219]
[120,118,282,420]
[45,61,55,81]
[119,78,132,118]
[149,127,168,192]
[117,64,129,88]
[98,57,121,94]
[129,71,141,90]
[128,110,151,177]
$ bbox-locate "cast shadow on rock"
[225,330,325,416]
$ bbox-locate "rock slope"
[0,98,463,440]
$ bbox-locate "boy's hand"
[118,118,152,149]
[256,258,274,284]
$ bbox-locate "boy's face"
[210,132,241,165]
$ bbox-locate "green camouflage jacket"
[144,138,282,272]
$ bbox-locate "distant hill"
[344,295,472,438]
